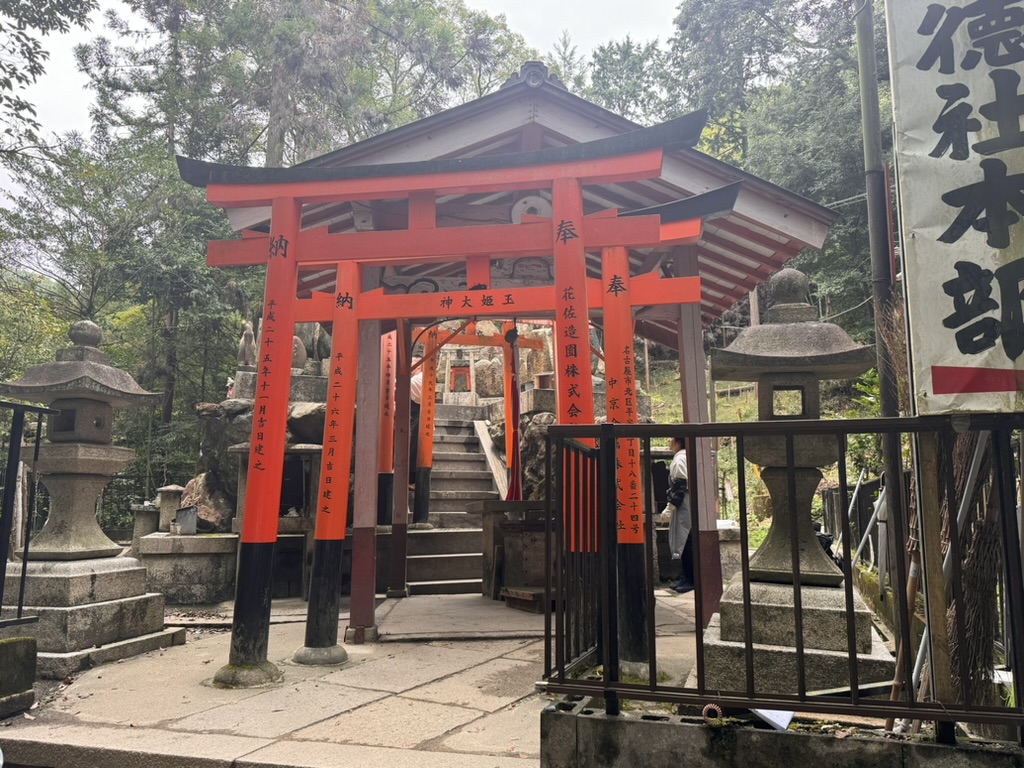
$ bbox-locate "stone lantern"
[0,320,159,558]
[0,321,184,677]
[710,268,874,585]
[695,269,893,694]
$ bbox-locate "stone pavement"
[0,591,695,768]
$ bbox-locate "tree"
[77,0,534,166]
[586,36,667,125]
[0,131,254,430]
[545,31,589,94]
[0,0,98,159]
[665,0,855,159]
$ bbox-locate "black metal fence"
[0,400,56,629]
[542,415,1024,742]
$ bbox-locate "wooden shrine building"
[177,62,838,685]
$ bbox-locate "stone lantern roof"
[710,269,875,383]
[0,320,160,408]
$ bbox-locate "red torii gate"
[178,110,723,686]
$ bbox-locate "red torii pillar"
[601,246,648,665]
[294,262,360,664]
[213,197,299,688]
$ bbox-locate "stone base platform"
[719,581,875,653]
[1,556,183,678]
[694,613,895,694]
[37,627,186,679]
[138,532,238,604]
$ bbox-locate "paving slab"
[378,594,543,640]
[166,679,388,738]
[290,695,484,748]
[0,722,271,768]
[408,657,542,712]
[238,739,540,768]
[438,692,549,758]
[318,641,500,693]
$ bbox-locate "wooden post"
[346,266,382,644]
[916,432,955,731]
[673,246,723,627]
[297,261,360,663]
[603,246,648,664]
[389,322,412,596]
[502,321,523,500]
[216,196,300,687]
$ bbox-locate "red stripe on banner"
[932,365,1024,394]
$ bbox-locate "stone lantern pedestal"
[0,321,185,678]
[692,269,894,694]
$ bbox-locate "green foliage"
[0,269,65,382]
[585,37,666,125]
[77,0,535,166]
[0,0,98,157]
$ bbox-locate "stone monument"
[700,268,893,693]
[0,320,185,677]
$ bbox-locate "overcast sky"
[23,0,680,140]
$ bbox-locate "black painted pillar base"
[294,538,348,666]
[214,542,283,688]
[412,467,432,525]
[377,473,394,526]
[617,543,650,669]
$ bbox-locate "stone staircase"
[407,403,499,595]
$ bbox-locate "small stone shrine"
[0,321,185,677]
[703,268,893,693]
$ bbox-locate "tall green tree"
[0,0,98,159]
[665,0,855,158]
[0,131,252,430]
[586,36,666,125]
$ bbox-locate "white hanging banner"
[885,0,1024,414]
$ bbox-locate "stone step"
[434,434,480,447]
[433,421,476,436]
[428,510,483,529]
[407,552,482,581]
[435,404,488,421]
[427,496,488,513]
[406,528,481,556]
[431,454,489,472]
[428,471,495,493]
[431,489,499,501]
[408,578,482,596]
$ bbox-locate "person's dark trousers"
[674,534,695,592]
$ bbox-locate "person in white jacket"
[662,437,694,593]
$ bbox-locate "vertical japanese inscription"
[418,327,439,470]
[602,247,642,544]
[888,0,1024,410]
[242,198,300,544]
[552,178,596,428]
[378,331,396,474]
[314,262,360,541]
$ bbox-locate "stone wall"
[541,702,1024,768]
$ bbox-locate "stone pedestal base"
[695,579,895,694]
[1,557,186,678]
[693,615,894,694]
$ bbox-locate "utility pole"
[855,0,898,419]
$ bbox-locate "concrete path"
[0,591,695,768]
